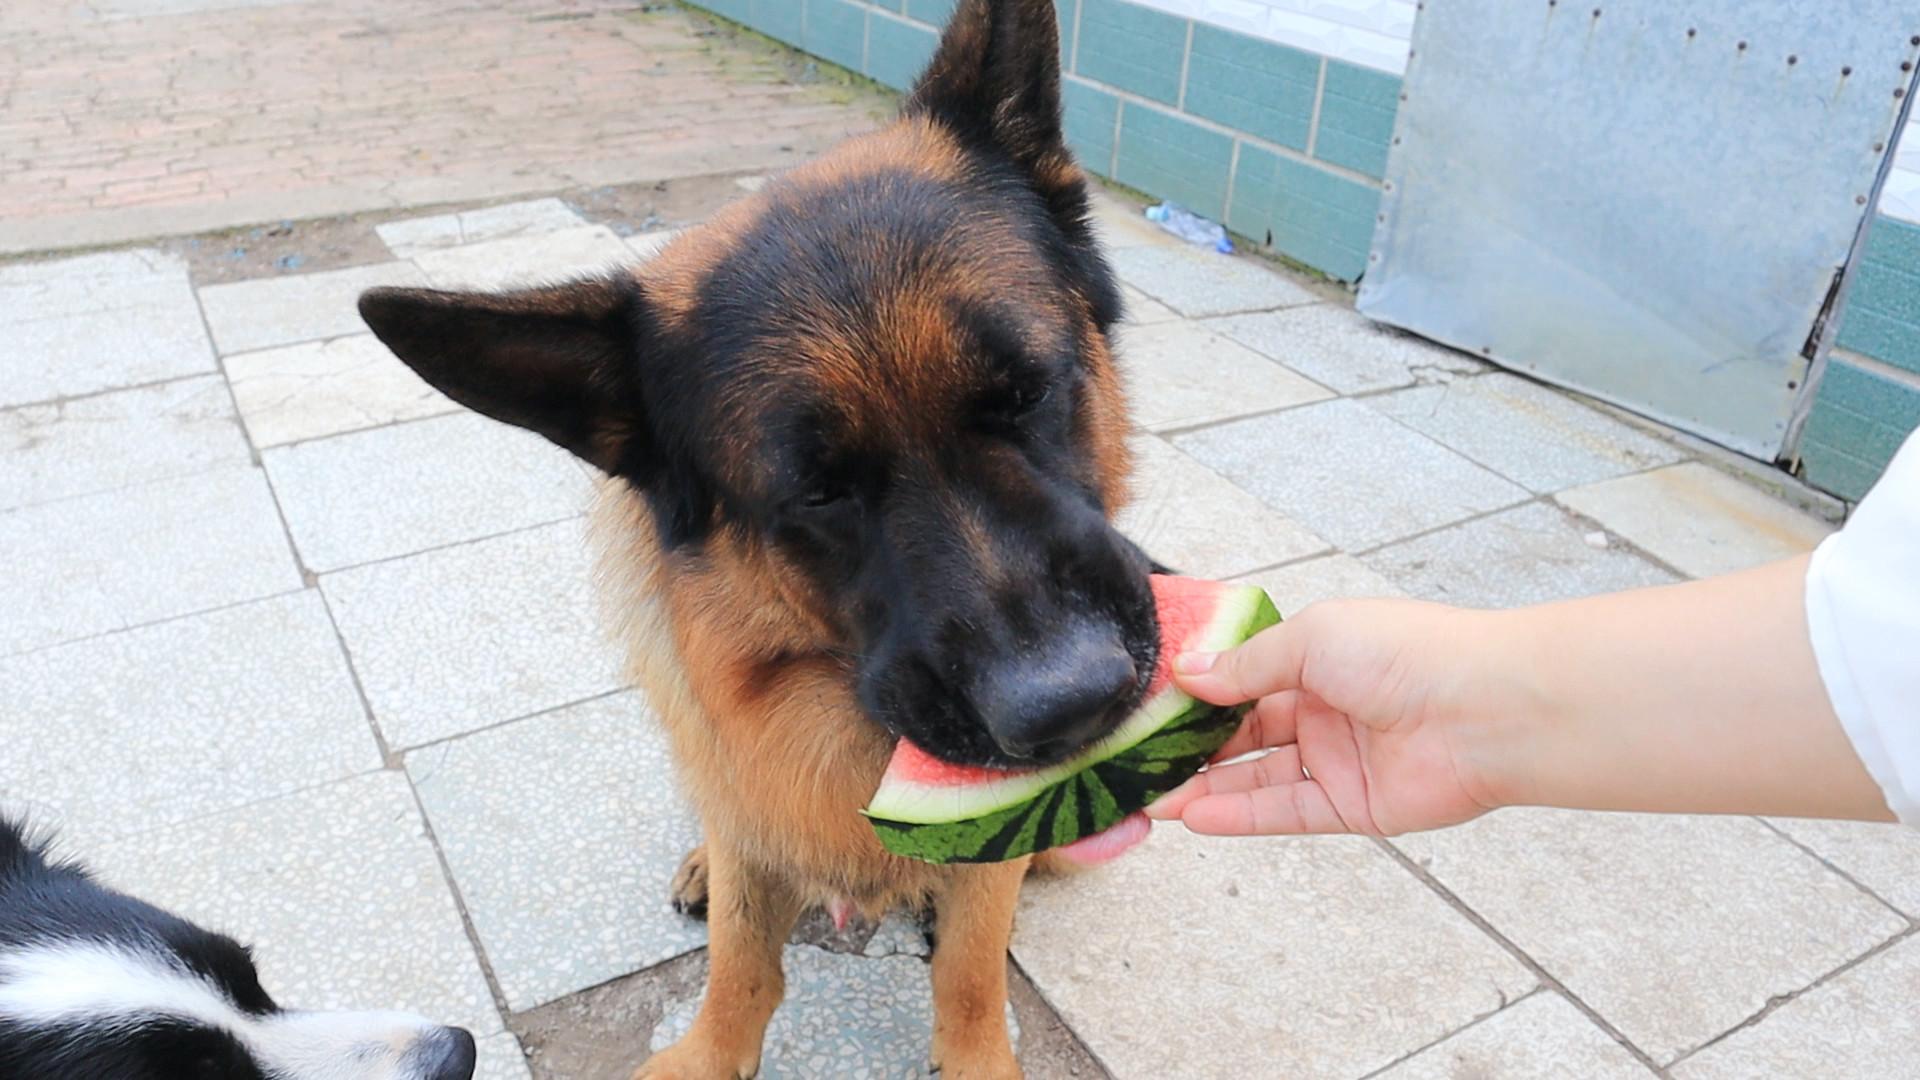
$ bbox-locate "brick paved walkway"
[0,0,883,255]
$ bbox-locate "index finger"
[1173,619,1309,706]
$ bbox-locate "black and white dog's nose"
[411,1026,477,1080]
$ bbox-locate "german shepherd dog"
[360,1,1154,1074]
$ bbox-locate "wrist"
[1440,606,1562,813]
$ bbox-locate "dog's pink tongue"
[1051,812,1151,867]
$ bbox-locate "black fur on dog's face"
[359,0,1157,768]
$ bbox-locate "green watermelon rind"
[866,587,1280,865]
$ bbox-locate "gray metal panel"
[1358,1,1920,459]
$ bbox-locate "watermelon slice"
[863,575,1280,864]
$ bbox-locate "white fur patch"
[0,940,452,1080]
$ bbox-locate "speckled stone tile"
[264,411,591,572]
[226,333,456,447]
[1014,828,1535,1079]
[478,1033,535,1080]
[0,465,301,655]
[0,249,215,407]
[1109,245,1318,317]
[198,261,427,355]
[1363,502,1677,608]
[1171,398,1528,551]
[0,591,379,839]
[410,692,704,1010]
[1204,304,1487,395]
[1117,435,1327,579]
[0,375,250,510]
[412,226,634,291]
[649,948,1016,1078]
[378,198,587,258]
[1555,464,1833,578]
[1670,935,1920,1080]
[862,913,933,960]
[1118,320,1330,431]
[1769,818,1920,918]
[1118,284,1179,325]
[82,771,501,1035]
[1376,992,1654,1080]
[323,518,625,748]
[1231,553,1406,616]
[624,229,683,262]
[1395,810,1905,1064]
[1367,374,1686,494]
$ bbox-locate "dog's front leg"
[928,859,1026,1079]
[635,843,801,1080]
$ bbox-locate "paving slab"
[649,947,1017,1079]
[226,333,455,448]
[82,771,502,1036]
[1088,194,1187,252]
[378,198,588,259]
[1555,463,1834,578]
[1118,319,1330,432]
[198,261,427,355]
[1368,373,1686,494]
[1363,502,1677,608]
[1231,553,1407,616]
[1205,304,1488,395]
[478,1033,535,1080]
[1172,398,1528,551]
[1118,284,1180,324]
[0,465,301,655]
[1768,817,1920,918]
[412,226,636,291]
[1014,827,1534,1079]
[0,250,214,407]
[1109,245,1319,317]
[410,692,705,1011]
[1395,810,1905,1064]
[0,591,379,842]
[323,519,626,749]
[1376,992,1654,1080]
[1117,434,1327,579]
[264,411,592,572]
[0,374,250,510]
[1670,934,1920,1080]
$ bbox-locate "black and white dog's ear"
[358,279,647,473]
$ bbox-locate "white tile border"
[1127,0,1413,74]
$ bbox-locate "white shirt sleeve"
[1805,428,1920,825]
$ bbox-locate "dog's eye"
[797,482,850,510]
[1010,382,1052,415]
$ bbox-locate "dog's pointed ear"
[357,280,644,473]
[908,0,1075,194]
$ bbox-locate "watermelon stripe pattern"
[866,581,1281,865]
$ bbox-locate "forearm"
[1470,555,1893,821]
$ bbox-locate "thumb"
[1173,621,1308,706]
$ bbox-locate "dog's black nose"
[418,1026,477,1080]
[976,626,1137,761]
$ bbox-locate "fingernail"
[1174,651,1217,675]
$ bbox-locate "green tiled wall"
[1073,0,1188,106]
[864,13,937,91]
[1809,216,1920,500]
[1182,26,1317,152]
[685,0,1398,284]
[1114,102,1234,220]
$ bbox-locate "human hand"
[1146,598,1523,837]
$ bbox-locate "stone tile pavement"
[2,190,1915,1080]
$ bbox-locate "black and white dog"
[0,818,477,1080]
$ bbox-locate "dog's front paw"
[669,845,709,919]
[631,1038,756,1080]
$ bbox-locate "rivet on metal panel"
[1858,195,1870,205]
[1591,8,1601,18]
[1787,55,1798,66]
[1393,136,1402,145]
[1788,380,1798,390]
[1687,28,1697,39]
[1911,35,1919,45]
[1399,91,1409,101]
[1843,66,1854,76]
[1384,181,1394,191]
[1480,346,1493,355]
[1377,213,1387,222]
[1899,87,1909,98]
[1370,253,1381,263]
[1737,41,1749,52]
[1876,142,1887,152]
[1904,61,1914,72]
